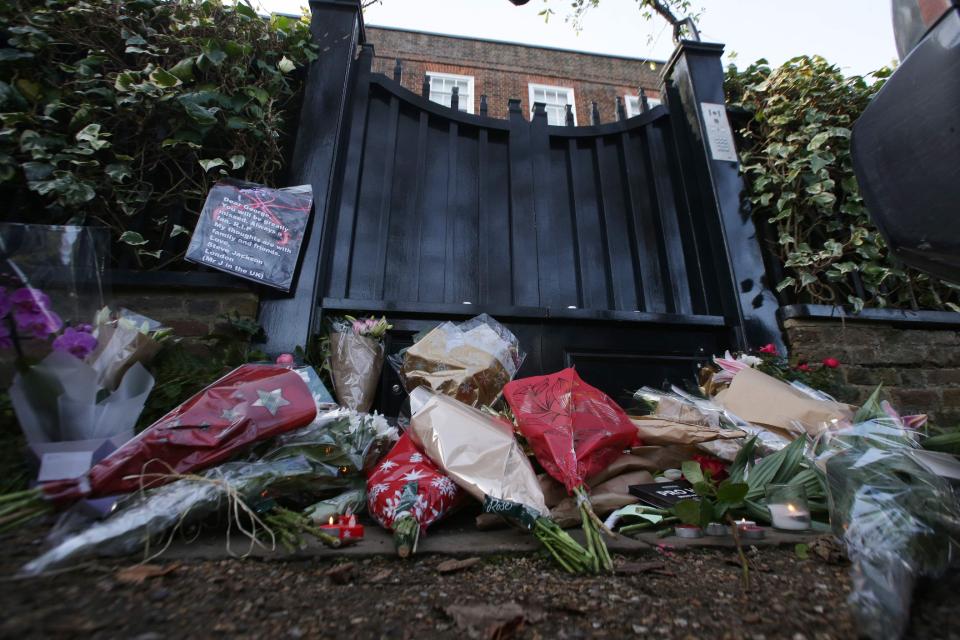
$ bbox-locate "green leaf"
[236,1,259,19]
[170,224,191,238]
[169,57,195,82]
[229,154,245,170]
[681,460,703,485]
[202,44,227,66]
[776,277,796,292]
[277,56,296,73]
[198,157,226,172]
[673,499,702,526]
[138,249,163,259]
[716,481,748,504]
[119,231,149,246]
[105,163,132,182]
[181,100,218,125]
[149,67,181,88]
[115,71,137,92]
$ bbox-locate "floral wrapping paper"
[367,432,464,531]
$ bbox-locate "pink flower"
[822,357,840,368]
[275,353,295,366]
[52,326,98,359]
[796,363,811,372]
[15,308,62,339]
[758,343,778,355]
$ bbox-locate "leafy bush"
[726,56,960,312]
[0,0,316,269]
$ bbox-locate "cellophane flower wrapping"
[815,408,960,639]
[396,314,524,407]
[367,432,464,533]
[23,409,398,574]
[39,363,318,507]
[328,317,384,413]
[503,368,637,494]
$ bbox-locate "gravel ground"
[1,526,956,640]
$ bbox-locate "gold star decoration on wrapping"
[252,388,290,416]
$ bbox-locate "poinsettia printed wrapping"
[503,368,638,573]
[367,433,464,556]
[40,364,317,506]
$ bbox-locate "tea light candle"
[675,524,703,538]
[768,502,812,531]
[705,522,731,536]
[739,525,766,540]
[663,468,683,481]
[320,514,365,543]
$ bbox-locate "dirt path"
[1,526,956,639]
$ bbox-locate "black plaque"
[185,180,313,291]
[628,480,699,509]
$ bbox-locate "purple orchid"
[8,287,62,339]
[0,287,10,319]
[15,308,63,339]
[52,326,98,360]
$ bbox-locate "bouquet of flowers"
[328,315,391,412]
[813,389,960,639]
[395,314,523,407]
[407,388,594,573]
[4,288,158,446]
[367,432,465,557]
[0,363,318,532]
[504,368,637,573]
[21,410,399,574]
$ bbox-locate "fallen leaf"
[445,602,535,640]
[114,562,180,585]
[325,562,355,585]
[437,557,482,574]
[368,568,392,583]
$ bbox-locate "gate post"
[662,41,785,352]
[257,0,364,355]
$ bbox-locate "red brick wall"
[366,26,663,123]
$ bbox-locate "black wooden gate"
[259,0,782,412]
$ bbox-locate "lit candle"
[319,514,365,543]
[768,502,811,531]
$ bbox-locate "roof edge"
[365,23,666,67]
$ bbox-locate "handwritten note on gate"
[186,181,313,291]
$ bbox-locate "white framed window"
[426,72,474,114]
[625,94,662,117]
[528,83,576,126]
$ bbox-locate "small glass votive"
[765,484,812,531]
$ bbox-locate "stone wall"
[784,317,960,425]
[112,285,259,341]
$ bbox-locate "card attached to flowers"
[185,180,313,291]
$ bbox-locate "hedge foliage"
[0,0,315,269]
[726,56,960,312]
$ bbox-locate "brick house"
[366,26,664,124]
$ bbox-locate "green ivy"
[726,56,960,313]
[0,0,316,269]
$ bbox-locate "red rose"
[822,357,840,368]
[796,363,811,372]
[691,454,727,482]
[758,343,778,355]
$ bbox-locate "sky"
[257,0,898,76]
